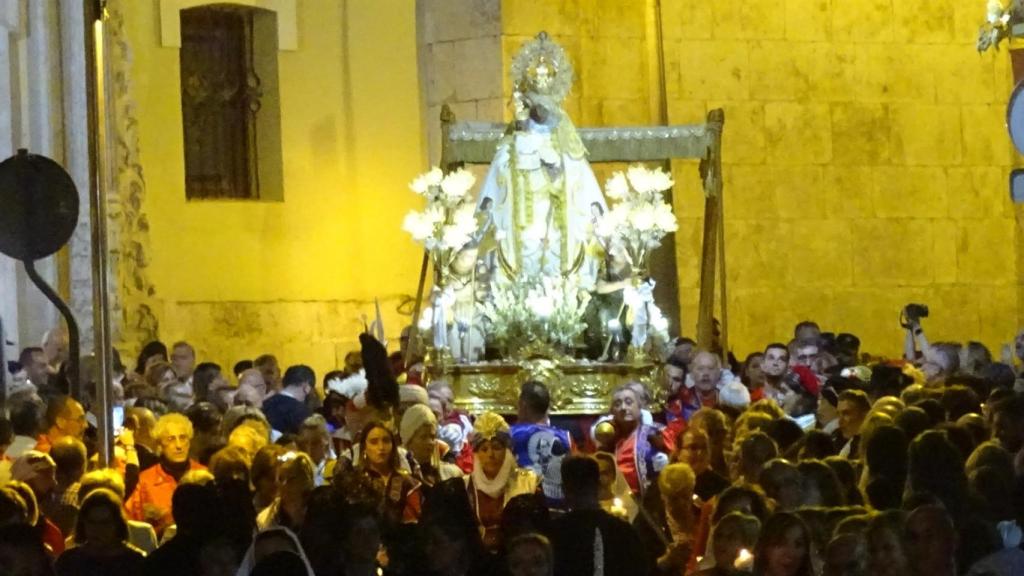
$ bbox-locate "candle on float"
[734,548,754,571]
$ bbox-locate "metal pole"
[85,0,114,467]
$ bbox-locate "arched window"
[178,4,283,200]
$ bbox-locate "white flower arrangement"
[481,275,592,356]
[978,0,1024,52]
[594,164,678,275]
[402,167,479,267]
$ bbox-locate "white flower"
[595,205,629,238]
[626,165,673,194]
[423,205,445,225]
[440,224,472,250]
[630,204,657,232]
[526,294,555,319]
[452,204,478,232]
[654,202,678,233]
[409,167,444,195]
[441,168,476,200]
[988,0,1007,24]
[605,172,629,200]
[402,211,436,241]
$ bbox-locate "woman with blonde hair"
[256,451,315,532]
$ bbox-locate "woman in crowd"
[296,415,335,486]
[256,451,315,532]
[753,512,814,576]
[401,404,462,487]
[348,421,422,527]
[594,451,637,521]
[55,489,145,576]
[462,411,538,552]
[866,510,909,576]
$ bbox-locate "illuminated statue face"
[533,60,552,91]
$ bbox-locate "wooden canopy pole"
[697,109,726,360]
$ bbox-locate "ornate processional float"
[403,33,726,415]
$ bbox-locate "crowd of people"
[1,315,1024,576]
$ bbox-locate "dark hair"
[798,430,837,460]
[185,402,222,435]
[794,321,820,336]
[134,341,168,375]
[0,486,27,526]
[797,459,845,507]
[501,493,551,543]
[357,421,400,471]
[741,352,764,386]
[18,347,43,368]
[754,512,814,576]
[981,362,1015,391]
[865,425,908,487]
[171,483,222,537]
[252,551,307,576]
[0,523,53,576]
[990,394,1024,421]
[233,360,253,377]
[561,455,600,499]
[940,385,981,422]
[906,430,968,519]
[766,418,804,455]
[74,488,128,545]
[913,398,944,426]
[192,362,221,402]
[825,456,864,506]
[254,355,278,369]
[895,406,931,441]
[712,485,769,524]
[251,444,288,486]
[282,365,315,389]
[44,395,77,429]
[9,396,43,437]
[837,389,870,414]
[208,445,250,485]
[50,438,87,480]
[519,380,550,416]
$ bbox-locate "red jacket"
[124,460,205,535]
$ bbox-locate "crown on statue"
[510,31,574,104]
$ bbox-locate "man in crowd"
[262,365,314,435]
[170,341,196,384]
[678,350,728,420]
[761,343,790,404]
[125,413,205,535]
[510,380,573,506]
[35,395,86,454]
[790,337,820,368]
[254,354,282,393]
[18,347,49,393]
[600,384,668,496]
[835,389,870,458]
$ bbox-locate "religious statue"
[476,32,607,288]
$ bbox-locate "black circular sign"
[0,150,79,261]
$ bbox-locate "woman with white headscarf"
[463,411,539,552]
[400,404,462,487]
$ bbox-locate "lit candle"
[734,548,754,571]
[610,497,627,518]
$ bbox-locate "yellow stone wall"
[503,0,1021,357]
[117,0,426,376]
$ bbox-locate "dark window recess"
[180,7,263,199]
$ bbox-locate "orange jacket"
[124,460,205,535]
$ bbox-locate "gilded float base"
[431,359,660,415]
